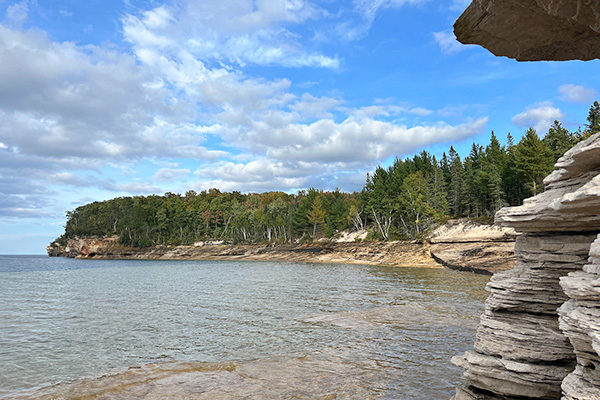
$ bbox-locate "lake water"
[0,255,489,399]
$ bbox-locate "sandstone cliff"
[47,220,517,273]
[47,236,438,268]
[454,0,600,61]
[452,133,600,399]
[429,219,517,275]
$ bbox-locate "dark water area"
[0,256,489,399]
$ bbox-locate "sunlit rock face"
[454,0,600,61]
[452,133,600,399]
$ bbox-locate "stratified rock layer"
[452,133,600,399]
[454,0,600,61]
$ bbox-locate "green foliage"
[543,120,578,162]
[586,100,600,135]
[307,195,326,239]
[56,102,596,247]
[514,128,554,196]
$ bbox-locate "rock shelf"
[452,133,600,399]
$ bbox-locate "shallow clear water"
[0,255,489,399]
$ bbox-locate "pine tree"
[543,120,575,162]
[586,100,600,135]
[514,128,554,196]
[447,146,464,216]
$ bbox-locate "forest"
[55,102,600,248]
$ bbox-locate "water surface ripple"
[0,255,489,399]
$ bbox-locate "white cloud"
[433,29,464,54]
[154,168,191,182]
[512,103,564,132]
[263,117,488,163]
[113,182,162,194]
[410,107,433,116]
[48,172,90,187]
[0,0,493,219]
[353,0,427,24]
[121,1,339,70]
[290,94,344,120]
[6,0,28,27]
[558,84,598,103]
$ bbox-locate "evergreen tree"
[586,100,600,135]
[447,146,464,216]
[502,133,524,206]
[514,128,554,196]
[543,120,575,162]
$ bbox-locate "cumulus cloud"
[122,1,339,69]
[263,117,488,163]
[433,29,465,54]
[6,0,28,27]
[410,107,434,116]
[558,84,598,103]
[48,172,91,187]
[0,0,493,220]
[512,103,564,132]
[190,116,488,192]
[112,182,162,194]
[154,168,191,182]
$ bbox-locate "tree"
[514,128,554,196]
[397,172,437,240]
[586,100,600,135]
[307,195,326,239]
[543,120,575,162]
[447,146,464,216]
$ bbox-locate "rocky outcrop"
[452,133,600,399]
[454,0,600,61]
[430,219,517,274]
[47,237,439,268]
[47,222,517,273]
[558,235,600,399]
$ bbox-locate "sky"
[0,0,599,254]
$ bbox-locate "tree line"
[55,101,600,247]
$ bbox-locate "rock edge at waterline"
[47,220,517,274]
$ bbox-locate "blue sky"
[0,0,598,254]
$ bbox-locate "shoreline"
[48,235,516,274]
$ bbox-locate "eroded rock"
[452,133,600,399]
[454,0,600,61]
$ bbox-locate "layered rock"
[429,218,517,274]
[558,235,600,399]
[47,236,439,268]
[452,133,600,399]
[454,0,600,61]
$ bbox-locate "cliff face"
[429,219,517,275]
[47,220,517,273]
[454,0,600,61]
[452,133,600,399]
[46,237,439,268]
